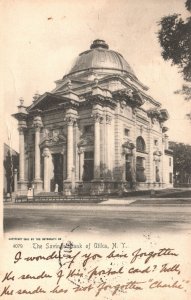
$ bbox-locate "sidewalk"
[4,197,191,209]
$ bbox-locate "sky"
[1,0,191,151]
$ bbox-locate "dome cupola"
[64,39,137,79]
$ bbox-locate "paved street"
[4,200,191,234]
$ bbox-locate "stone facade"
[13,40,173,195]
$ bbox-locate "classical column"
[130,146,136,188]
[65,116,75,180]
[18,126,25,181]
[35,127,41,179]
[73,121,79,180]
[63,150,67,180]
[33,116,43,192]
[78,149,84,181]
[164,134,169,150]
[43,148,50,192]
[14,169,18,193]
[122,150,127,181]
[153,155,161,183]
[61,148,66,181]
[92,112,102,179]
[105,114,112,177]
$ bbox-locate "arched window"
[136,156,147,182]
[136,136,146,153]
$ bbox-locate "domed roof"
[66,39,137,79]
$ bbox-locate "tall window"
[136,136,146,153]
[136,156,146,182]
[124,128,130,137]
[83,151,94,181]
[136,156,144,167]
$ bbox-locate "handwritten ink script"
[0,239,190,299]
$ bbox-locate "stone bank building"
[13,39,173,195]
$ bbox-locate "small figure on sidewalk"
[54,183,58,193]
[27,188,33,200]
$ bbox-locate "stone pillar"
[122,151,127,181]
[43,148,50,192]
[153,154,161,183]
[106,114,112,178]
[18,127,25,181]
[33,116,43,192]
[65,116,75,180]
[129,146,136,189]
[63,111,78,195]
[62,148,67,192]
[17,121,28,193]
[74,121,79,180]
[13,99,28,193]
[34,127,41,179]
[14,169,18,193]
[92,112,102,179]
[78,149,84,181]
[164,134,169,150]
[63,149,67,181]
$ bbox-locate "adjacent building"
[3,143,19,196]
[13,39,173,195]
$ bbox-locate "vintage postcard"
[1,0,191,299]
